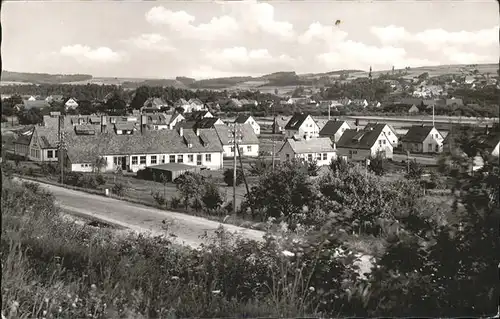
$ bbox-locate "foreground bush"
[1,177,363,318]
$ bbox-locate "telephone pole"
[271,101,276,171]
[228,123,242,215]
[58,115,67,183]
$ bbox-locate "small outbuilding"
[145,163,202,182]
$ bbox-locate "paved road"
[14,177,374,276]
[15,177,265,249]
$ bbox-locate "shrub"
[170,196,181,209]
[368,155,386,176]
[202,181,224,214]
[95,174,106,185]
[223,168,244,186]
[307,160,319,176]
[112,182,126,196]
[151,190,166,207]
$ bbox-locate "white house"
[336,127,394,161]
[234,114,260,135]
[284,113,320,139]
[364,123,399,146]
[318,119,351,143]
[212,123,260,157]
[278,137,336,166]
[408,104,420,114]
[26,125,60,162]
[65,98,79,110]
[28,115,225,172]
[401,125,444,153]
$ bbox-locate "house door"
[196,154,202,165]
[121,156,127,170]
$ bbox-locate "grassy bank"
[1,176,368,318]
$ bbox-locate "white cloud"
[414,27,498,48]
[203,46,296,74]
[298,22,348,45]
[59,45,123,63]
[128,33,176,52]
[371,25,498,49]
[317,40,439,70]
[443,47,496,64]
[145,6,238,40]
[370,25,410,44]
[234,1,295,39]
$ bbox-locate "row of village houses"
[11,109,500,174]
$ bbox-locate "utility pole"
[407,150,410,174]
[271,101,276,171]
[432,104,435,127]
[58,115,67,183]
[228,123,242,215]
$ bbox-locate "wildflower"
[44,298,49,303]
[211,290,221,294]
[58,307,62,313]
[171,276,179,280]
[91,284,97,290]
[43,310,47,315]
[309,286,315,292]
[72,303,77,308]
[282,250,295,257]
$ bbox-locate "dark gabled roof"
[401,125,435,143]
[285,113,310,130]
[336,127,385,150]
[234,114,251,124]
[14,133,32,145]
[184,111,211,122]
[23,100,50,109]
[114,122,136,131]
[195,117,222,129]
[364,122,397,136]
[33,125,59,148]
[212,123,259,145]
[63,127,223,164]
[319,120,350,136]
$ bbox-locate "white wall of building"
[71,163,94,172]
[278,142,336,166]
[422,127,444,153]
[100,152,224,173]
[285,116,320,139]
[222,144,259,157]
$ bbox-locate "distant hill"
[176,76,196,86]
[189,76,253,89]
[1,70,93,84]
[3,63,497,90]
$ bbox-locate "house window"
[81,164,85,168]
[177,155,184,163]
[151,155,157,165]
[205,154,212,162]
[169,155,176,163]
[132,156,138,165]
[161,155,165,164]
[140,156,146,164]
[231,146,235,152]
[428,143,432,150]
[307,154,313,161]
[247,146,252,152]
[47,150,53,158]
[286,154,290,161]
[317,153,322,160]
[379,140,382,145]
[322,153,327,160]
[383,140,386,145]
[188,155,194,162]
[55,150,58,158]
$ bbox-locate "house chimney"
[485,125,489,135]
[141,115,147,133]
[101,115,107,133]
[179,127,184,137]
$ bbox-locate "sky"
[2,0,499,80]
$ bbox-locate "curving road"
[14,177,374,276]
[15,177,265,249]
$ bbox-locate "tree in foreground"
[244,160,316,224]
